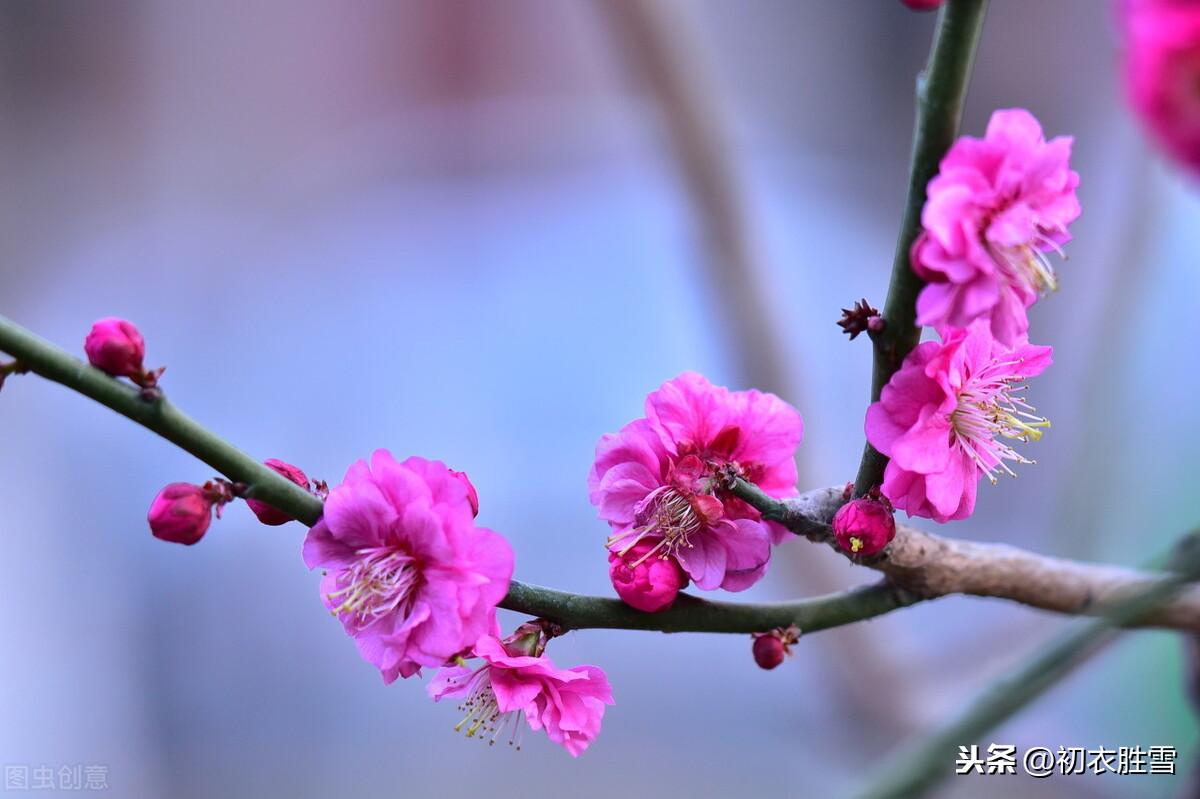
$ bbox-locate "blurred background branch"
[597,0,924,734]
[852,530,1200,799]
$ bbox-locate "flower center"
[450,668,525,749]
[991,235,1063,296]
[950,362,1050,484]
[326,547,420,628]
[608,487,702,563]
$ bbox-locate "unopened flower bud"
[832,497,896,557]
[246,459,310,526]
[502,620,552,658]
[85,318,145,379]
[752,635,785,669]
[608,538,688,613]
[901,0,943,10]
[449,469,480,517]
[752,625,801,670]
[148,483,214,545]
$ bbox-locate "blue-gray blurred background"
[2,1,1198,797]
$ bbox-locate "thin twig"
[505,580,921,634]
[854,0,990,496]
[0,312,917,636]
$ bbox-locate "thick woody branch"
[730,478,1200,632]
[855,0,989,495]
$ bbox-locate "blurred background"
[1,0,1198,796]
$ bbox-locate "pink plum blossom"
[865,322,1052,523]
[911,109,1081,346]
[303,450,514,683]
[588,373,804,594]
[246,459,310,526]
[1122,0,1200,176]
[428,633,613,756]
[608,538,688,612]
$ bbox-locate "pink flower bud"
[832,498,896,557]
[608,539,688,613]
[751,625,800,670]
[246,459,310,526]
[148,483,214,545]
[449,469,480,517]
[901,0,943,9]
[85,318,146,379]
[752,634,786,670]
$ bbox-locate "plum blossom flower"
[1122,0,1200,176]
[911,109,1081,346]
[865,323,1052,523]
[588,373,804,594]
[303,450,514,683]
[428,631,614,757]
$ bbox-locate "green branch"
[0,312,919,636]
[854,0,989,496]
[0,316,325,525]
[507,580,921,634]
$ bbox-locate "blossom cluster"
[83,101,1087,753]
[589,372,805,609]
[866,108,1076,524]
[75,317,609,756]
[300,451,614,754]
[37,0,1200,766]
